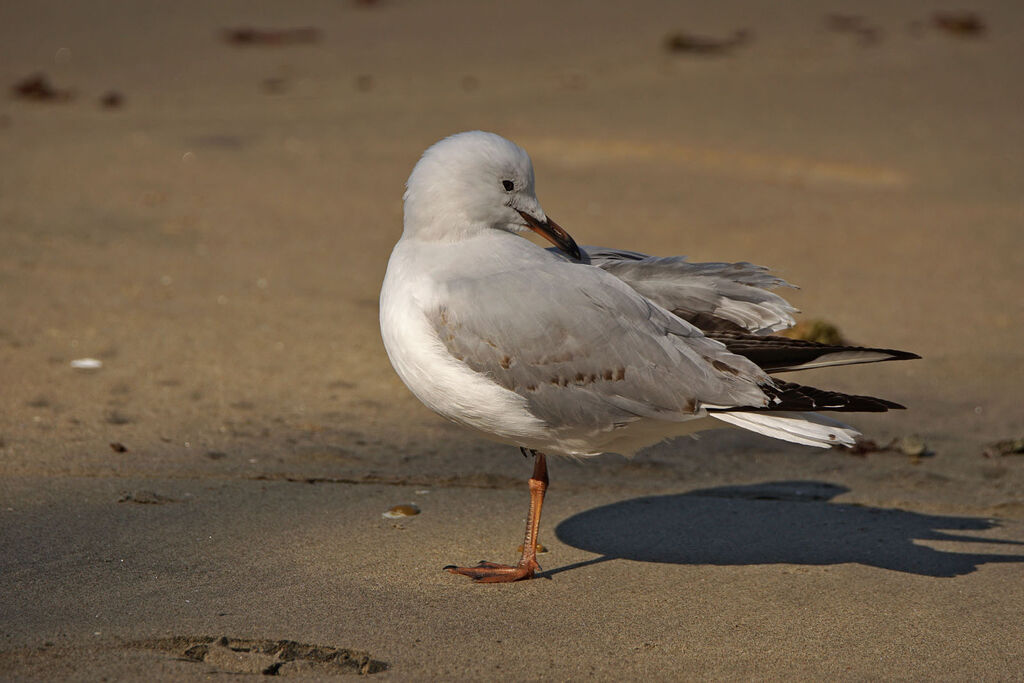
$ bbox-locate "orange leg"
[446,450,548,583]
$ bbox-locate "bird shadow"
[548,480,1024,579]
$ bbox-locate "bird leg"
[445,451,548,583]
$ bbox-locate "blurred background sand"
[1,0,1023,678]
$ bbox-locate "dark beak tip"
[519,210,581,261]
[548,219,582,261]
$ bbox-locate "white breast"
[379,238,549,446]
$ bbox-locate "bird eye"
[502,180,514,192]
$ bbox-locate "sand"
[1,0,1023,678]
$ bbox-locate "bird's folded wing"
[560,246,798,335]
[429,264,771,432]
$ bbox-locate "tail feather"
[710,411,860,449]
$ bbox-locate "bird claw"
[444,559,539,583]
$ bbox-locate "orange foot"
[444,560,539,583]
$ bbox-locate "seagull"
[379,131,918,583]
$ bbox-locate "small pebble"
[895,435,927,457]
[983,438,1024,458]
[70,358,103,370]
[516,543,547,554]
[781,319,846,345]
[383,504,420,518]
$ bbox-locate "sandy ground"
[2,0,1023,679]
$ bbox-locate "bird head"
[402,131,580,259]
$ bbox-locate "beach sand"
[1,0,1022,678]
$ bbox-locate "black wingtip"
[707,331,921,373]
[874,397,907,411]
[748,380,909,413]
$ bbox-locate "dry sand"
[2,0,1023,679]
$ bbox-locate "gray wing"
[549,246,798,335]
[430,263,772,433]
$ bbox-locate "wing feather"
[558,246,798,335]
[429,264,771,434]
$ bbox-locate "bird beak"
[517,210,581,261]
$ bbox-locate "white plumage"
[380,131,912,457]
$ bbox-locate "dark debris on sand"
[221,27,321,46]
[932,11,986,38]
[664,29,752,56]
[11,74,74,102]
[130,636,388,676]
[118,490,177,505]
[99,90,125,109]
[825,14,883,46]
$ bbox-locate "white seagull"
[380,131,918,583]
